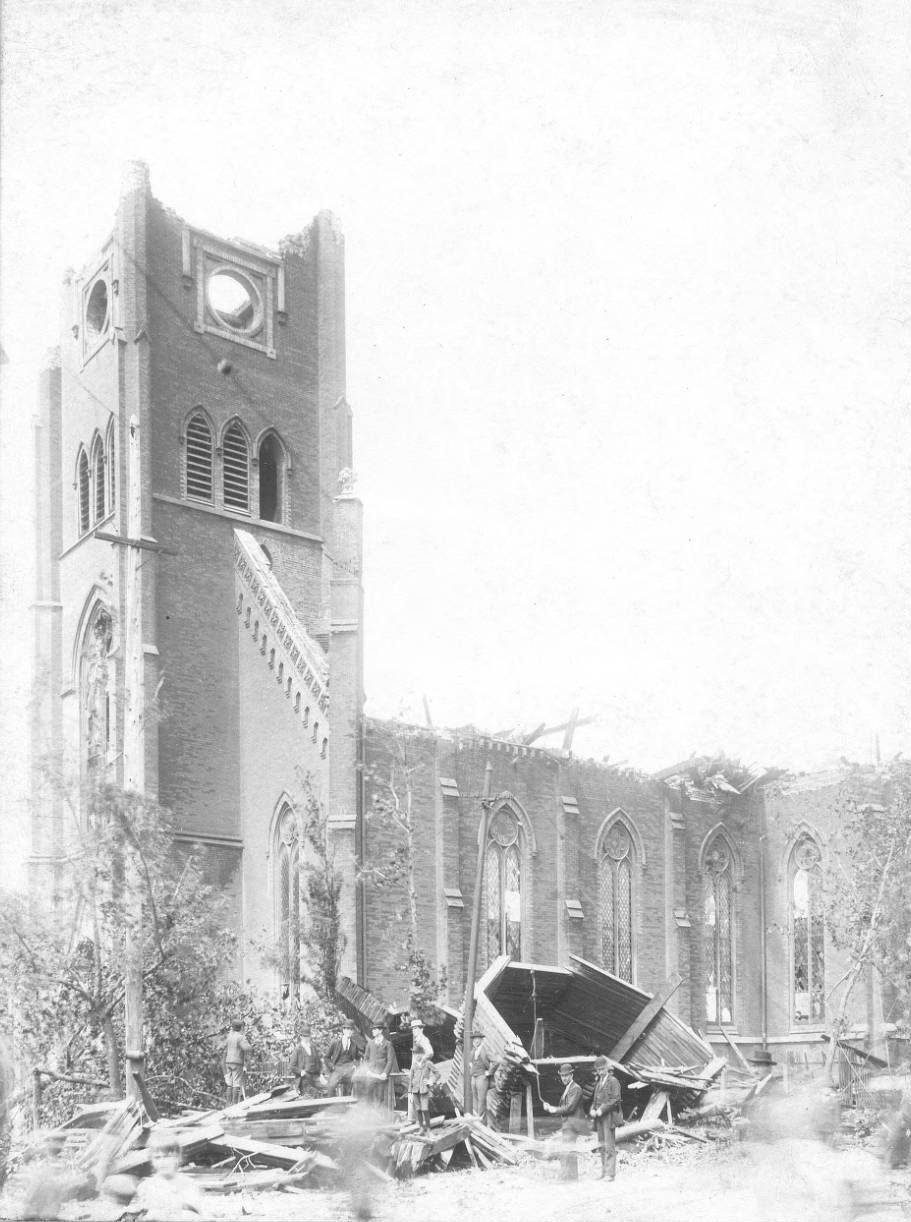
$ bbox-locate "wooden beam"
[608,972,682,1062]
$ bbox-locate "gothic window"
[185,412,213,502]
[276,807,300,1001]
[77,448,90,535]
[485,807,523,960]
[80,606,114,777]
[105,419,116,512]
[222,421,250,512]
[258,433,285,522]
[703,835,734,1024]
[92,435,106,523]
[599,822,635,981]
[790,836,825,1025]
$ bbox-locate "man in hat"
[469,1029,495,1118]
[361,1021,398,1109]
[290,1022,322,1097]
[590,1056,622,1180]
[542,1063,589,1180]
[325,1019,362,1096]
[221,1018,251,1107]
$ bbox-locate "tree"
[822,761,911,1067]
[299,780,345,1003]
[362,728,446,1018]
[0,783,236,1122]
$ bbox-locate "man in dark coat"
[408,1019,437,1132]
[590,1056,622,1180]
[221,1018,252,1107]
[542,1062,589,1180]
[469,1030,494,1117]
[360,1022,398,1110]
[325,1019,362,1096]
[289,1023,322,1096]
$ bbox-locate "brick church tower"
[30,162,363,992]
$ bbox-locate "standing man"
[290,1023,322,1097]
[362,1022,398,1110]
[469,1029,494,1118]
[325,1019,362,1096]
[408,1020,438,1134]
[590,1056,622,1180]
[542,1063,589,1180]
[221,1018,251,1108]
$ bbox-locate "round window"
[85,279,109,344]
[207,269,262,334]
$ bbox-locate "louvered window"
[77,450,90,534]
[93,441,105,522]
[222,422,250,512]
[185,414,213,502]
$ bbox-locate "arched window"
[77,448,90,535]
[258,433,285,522]
[105,419,116,512]
[485,806,523,960]
[599,822,635,981]
[92,436,105,523]
[276,807,300,1001]
[790,836,825,1025]
[185,412,213,502]
[703,835,735,1024]
[222,421,250,512]
[80,605,114,777]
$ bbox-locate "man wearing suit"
[542,1062,589,1180]
[361,1022,398,1109]
[590,1056,622,1180]
[324,1019,362,1096]
[469,1030,495,1117]
[289,1023,322,1096]
[408,1018,438,1132]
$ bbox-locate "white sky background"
[1,0,910,881]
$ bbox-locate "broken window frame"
[789,835,825,1027]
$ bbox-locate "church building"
[30,167,885,1075]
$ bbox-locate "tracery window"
[276,807,300,1001]
[790,836,825,1025]
[703,835,734,1024]
[222,421,250,512]
[599,822,634,981]
[77,448,90,535]
[185,412,213,503]
[105,419,116,512]
[485,807,523,960]
[80,606,114,777]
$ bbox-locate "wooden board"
[607,972,682,1061]
[114,1124,225,1175]
[205,1133,310,1169]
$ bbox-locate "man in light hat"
[590,1056,622,1180]
[290,1022,322,1097]
[542,1063,589,1180]
[361,1021,398,1109]
[325,1018,362,1096]
[469,1029,494,1118]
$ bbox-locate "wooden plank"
[114,1124,225,1175]
[240,1095,356,1119]
[608,972,682,1062]
[206,1134,310,1169]
[719,1027,756,1075]
[133,1070,160,1122]
[220,1119,315,1142]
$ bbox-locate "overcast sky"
[2,0,910,878]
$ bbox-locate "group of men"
[222,1016,624,1180]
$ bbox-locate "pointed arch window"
[599,822,635,981]
[77,449,90,535]
[92,436,106,523]
[105,419,116,512]
[222,421,250,512]
[80,605,114,777]
[790,836,825,1025]
[185,413,213,502]
[485,807,523,960]
[703,835,734,1024]
[276,807,301,1001]
[258,433,285,522]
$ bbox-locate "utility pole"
[123,414,144,1101]
[462,760,493,1113]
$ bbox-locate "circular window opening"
[207,269,262,334]
[85,280,109,344]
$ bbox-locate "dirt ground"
[9,1138,906,1222]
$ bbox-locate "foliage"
[362,730,447,1018]
[299,782,345,1003]
[822,761,911,1032]
[0,784,236,1125]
